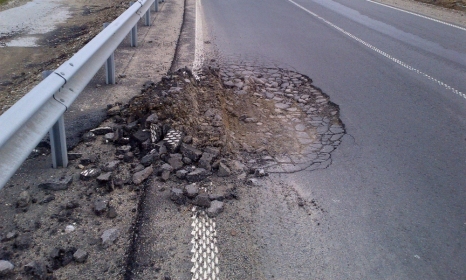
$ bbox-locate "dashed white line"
[288,0,466,100]
[366,0,466,31]
[190,206,219,280]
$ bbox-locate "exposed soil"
[0,0,127,115]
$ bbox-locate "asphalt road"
[199,0,466,278]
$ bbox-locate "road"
[198,0,466,279]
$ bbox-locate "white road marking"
[193,0,204,78]
[288,0,466,101]
[366,0,466,31]
[190,206,219,280]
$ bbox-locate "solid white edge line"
[193,0,204,78]
[366,0,466,32]
[287,0,466,101]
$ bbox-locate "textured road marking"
[190,206,219,280]
[288,0,466,101]
[366,0,466,31]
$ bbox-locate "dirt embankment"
[416,0,466,11]
[0,0,127,115]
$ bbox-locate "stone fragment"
[164,129,183,152]
[0,260,14,276]
[82,132,96,142]
[167,153,184,170]
[94,198,108,215]
[133,166,153,185]
[104,133,115,141]
[90,126,113,135]
[14,234,32,250]
[204,146,220,157]
[184,184,199,198]
[182,135,193,144]
[102,160,120,172]
[116,145,131,155]
[24,261,47,279]
[67,153,82,160]
[96,172,112,183]
[123,152,134,163]
[207,200,224,217]
[2,231,18,242]
[38,176,73,191]
[80,154,99,166]
[132,129,151,144]
[65,225,75,234]
[80,168,101,181]
[192,194,211,207]
[145,113,158,124]
[140,154,155,167]
[186,168,209,182]
[107,206,117,219]
[199,153,215,170]
[254,169,267,177]
[107,105,121,116]
[217,163,231,177]
[73,249,88,263]
[172,167,185,178]
[17,191,31,208]
[170,188,185,205]
[150,124,163,143]
[180,144,202,162]
[161,170,171,182]
[247,178,260,186]
[101,228,119,247]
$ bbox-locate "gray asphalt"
[200,0,466,279]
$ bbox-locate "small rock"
[180,144,202,162]
[132,129,151,144]
[2,231,18,242]
[167,153,184,170]
[102,160,120,172]
[16,191,31,208]
[160,170,171,182]
[104,133,115,141]
[24,261,47,279]
[65,225,75,233]
[254,169,267,177]
[204,146,220,157]
[184,184,199,198]
[107,105,121,116]
[175,169,188,179]
[107,206,117,219]
[65,200,79,209]
[247,178,260,186]
[140,154,155,167]
[80,168,101,181]
[199,153,215,170]
[38,176,73,191]
[192,194,211,208]
[217,163,231,177]
[116,145,131,155]
[101,228,119,247]
[124,152,134,163]
[133,166,153,185]
[170,188,185,205]
[14,234,32,250]
[0,260,14,276]
[67,153,82,160]
[40,195,55,204]
[90,126,113,135]
[182,135,193,144]
[82,132,96,142]
[207,200,224,217]
[145,113,158,124]
[73,249,88,263]
[96,172,112,183]
[94,198,108,215]
[186,168,209,182]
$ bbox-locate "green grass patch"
[0,0,9,6]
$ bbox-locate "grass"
[0,0,9,5]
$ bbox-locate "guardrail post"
[103,23,116,84]
[154,0,158,12]
[130,2,138,47]
[42,71,68,168]
[145,8,151,26]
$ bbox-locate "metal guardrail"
[0,0,165,189]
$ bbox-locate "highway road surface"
[198,0,466,279]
